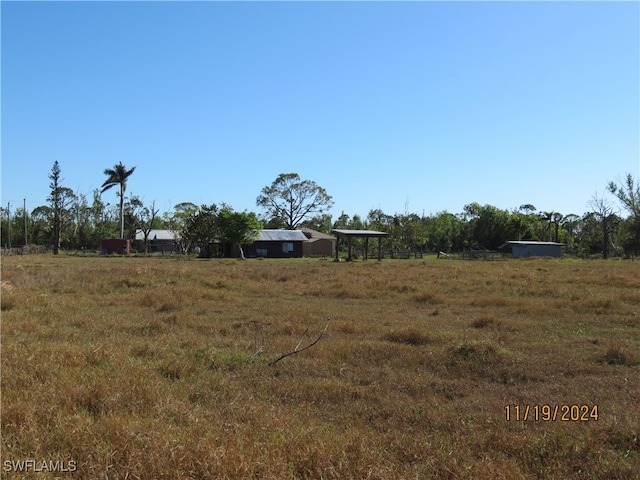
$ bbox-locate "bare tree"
[134,199,160,253]
[588,192,616,259]
[608,174,640,219]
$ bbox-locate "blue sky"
[2,1,639,221]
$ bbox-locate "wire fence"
[1,246,51,256]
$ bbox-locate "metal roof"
[256,230,308,242]
[299,227,336,241]
[332,229,388,237]
[135,229,180,241]
[504,241,565,246]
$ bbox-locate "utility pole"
[7,202,11,249]
[24,198,28,247]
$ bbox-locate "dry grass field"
[1,254,638,479]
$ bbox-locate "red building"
[100,239,130,254]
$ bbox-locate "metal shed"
[502,241,565,258]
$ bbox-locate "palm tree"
[539,211,554,242]
[552,212,564,243]
[101,162,136,239]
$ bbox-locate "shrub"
[470,315,497,329]
[602,342,637,366]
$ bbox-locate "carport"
[331,229,389,261]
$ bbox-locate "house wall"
[241,240,304,258]
[135,239,180,253]
[303,239,334,257]
[512,244,562,257]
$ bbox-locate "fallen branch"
[269,316,330,366]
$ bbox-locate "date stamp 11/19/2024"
[505,404,599,422]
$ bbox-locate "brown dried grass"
[1,255,638,478]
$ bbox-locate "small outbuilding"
[241,229,308,258]
[299,227,336,257]
[100,238,130,254]
[501,241,565,258]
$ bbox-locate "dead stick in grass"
[269,316,330,366]
[249,332,265,362]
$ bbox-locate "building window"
[257,248,268,257]
[282,242,294,253]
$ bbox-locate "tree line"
[2,162,639,259]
